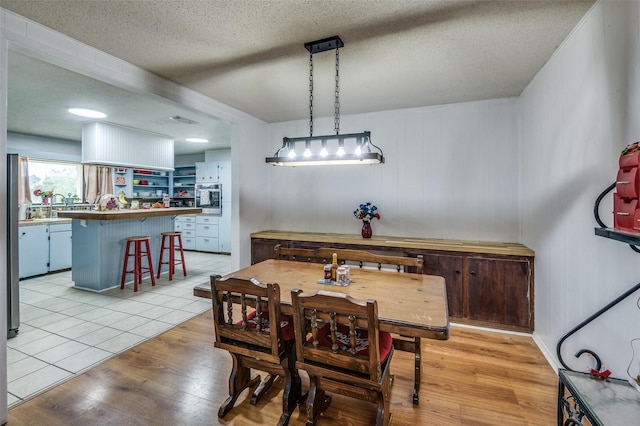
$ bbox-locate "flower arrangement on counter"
[33,188,54,204]
[353,202,380,222]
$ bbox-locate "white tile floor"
[7,250,232,407]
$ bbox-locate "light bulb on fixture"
[320,140,328,157]
[355,145,362,156]
[337,144,345,157]
[303,141,312,158]
[288,150,296,159]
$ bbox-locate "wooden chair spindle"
[240,293,247,330]
[256,297,263,332]
[311,309,319,348]
[330,311,338,353]
[226,293,233,325]
[348,315,357,356]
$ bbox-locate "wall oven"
[196,183,222,215]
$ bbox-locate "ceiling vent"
[82,122,174,171]
[168,115,198,125]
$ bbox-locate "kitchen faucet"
[49,193,67,217]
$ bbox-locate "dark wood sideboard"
[251,231,535,333]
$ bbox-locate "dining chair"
[274,243,319,262]
[290,288,394,426]
[210,274,301,426]
[316,247,424,273]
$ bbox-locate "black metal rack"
[556,182,640,373]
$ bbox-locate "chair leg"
[413,337,421,405]
[157,235,166,279]
[134,240,141,292]
[218,354,261,418]
[376,374,393,426]
[251,373,276,405]
[304,375,331,426]
[120,240,132,289]
[276,347,303,426]
[144,239,155,287]
[176,234,187,277]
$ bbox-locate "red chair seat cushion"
[236,310,295,341]
[315,323,393,361]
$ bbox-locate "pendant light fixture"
[266,36,384,166]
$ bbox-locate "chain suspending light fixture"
[266,36,384,166]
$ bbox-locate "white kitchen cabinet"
[49,223,72,271]
[196,236,219,252]
[218,161,231,197]
[219,203,231,253]
[19,224,49,279]
[174,216,196,250]
[196,161,219,182]
[181,234,196,250]
[195,215,219,252]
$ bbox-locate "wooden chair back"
[291,288,384,382]
[291,288,394,425]
[273,244,319,262]
[210,274,284,364]
[316,247,424,273]
[210,275,302,423]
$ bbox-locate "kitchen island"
[58,207,201,291]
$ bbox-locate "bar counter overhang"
[57,207,201,291]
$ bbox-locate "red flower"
[33,189,42,197]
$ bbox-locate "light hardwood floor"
[8,311,558,425]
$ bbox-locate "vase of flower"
[33,189,54,205]
[354,202,380,238]
[361,220,372,238]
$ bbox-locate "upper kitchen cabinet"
[196,161,230,183]
[196,162,217,182]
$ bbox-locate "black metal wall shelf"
[556,182,640,374]
[595,227,640,245]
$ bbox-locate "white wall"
[520,1,640,378]
[267,98,520,242]
[8,132,81,161]
[204,148,231,162]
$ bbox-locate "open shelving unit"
[172,165,196,204]
[132,169,169,199]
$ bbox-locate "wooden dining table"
[194,258,450,404]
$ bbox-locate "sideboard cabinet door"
[466,257,532,329]
[420,253,464,318]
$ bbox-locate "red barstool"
[120,236,155,292]
[157,231,187,281]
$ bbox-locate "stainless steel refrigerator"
[7,153,19,338]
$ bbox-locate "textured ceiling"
[1,0,595,152]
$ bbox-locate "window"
[28,159,83,204]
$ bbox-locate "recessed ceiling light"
[68,108,107,118]
[185,137,208,143]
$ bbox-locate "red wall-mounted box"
[614,193,637,231]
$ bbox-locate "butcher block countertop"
[251,230,535,257]
[57,207,201,221]
[19,218,72,226]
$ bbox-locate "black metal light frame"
[265,131,384,166]
[266,36,384,167]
